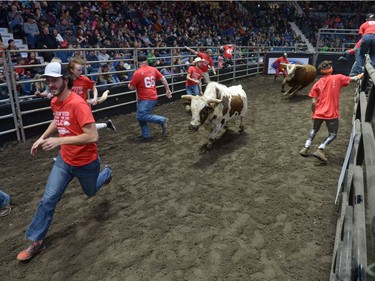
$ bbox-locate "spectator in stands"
[97,49,110,66]
[115,61,131,82]
[0,38,6,58]
[14,57,31,79]
[44,8,57,27]
[76,28,87,48]
[160,66,174,77]
[20,6,34,24]
[33,9,44,22]
[36,17,48,33]
[128,55,172,142]
[299,60,363,163]
[23,16,40,49]
[86,50,100,75]
[356,13,375,75]
[63,27,76,47]
[0,190,11,217]
[217,56,224,69]
[26,52,43,76]
[8,4,24,37]
[56,18,70,35]
[36,26,58,62]
[98,64,114,85]
[86,30,98,47]
[0,4,10,29]
[31,73,47,96]
[52,29,67,49]
[171,58,185,77]
[7,39,19,63]
[272,53,289,81]
[142,32,153,47]
[185,46,216,84]
[147,49,157,66]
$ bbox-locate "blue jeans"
[0,191,10,208]
[25,153,112,241]
[137,99,167,138]
[186,85,200,96]
[357,34,375,74]
[350,48,360,76]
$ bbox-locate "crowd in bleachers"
[0,1,307,54]
[0,1,371,98]
[296,1,372,51]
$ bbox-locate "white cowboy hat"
[192,57,204,65]
[124,63,131,70]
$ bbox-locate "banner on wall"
[267,57,310,74]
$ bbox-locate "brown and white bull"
[280,63,317,97]
[181,82,248,149]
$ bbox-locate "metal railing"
[0,45,265,144]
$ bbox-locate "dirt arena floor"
[0,75,357,280]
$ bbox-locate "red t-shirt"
[72,75,95,101]
[198,52,213,73]
[186,65,202,86]
[129,64,163,100]
[272,57,289,70]
[223,45,235,59]
[359,20,375,35]
[51,92,98,166]
[309,74,350,119]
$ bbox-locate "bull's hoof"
[281,89,286,93]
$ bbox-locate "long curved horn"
[280,63,289,66]
[294,64,305,68]
[207,98,222,104]
[96,90,110,104]
[181,95,194,101]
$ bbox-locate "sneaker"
[17,240,46,261]
[338,56,348,62]
[135,136,152,143]
[106,119,117,132]
[313,148,328,162]
[299,146,310,157]
[162,118,168,136]
[0,204,11,217]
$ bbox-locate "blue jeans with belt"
[137,99,167,138]
[357,33,375,74]
[0,190,10,207]
[25,153,112,241]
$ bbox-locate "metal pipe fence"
[0,45,266,144]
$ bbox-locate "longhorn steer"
[280,63,317,97]
[181,82,248,149]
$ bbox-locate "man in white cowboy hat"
[184,57,204,112]
[185,46,216,84]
